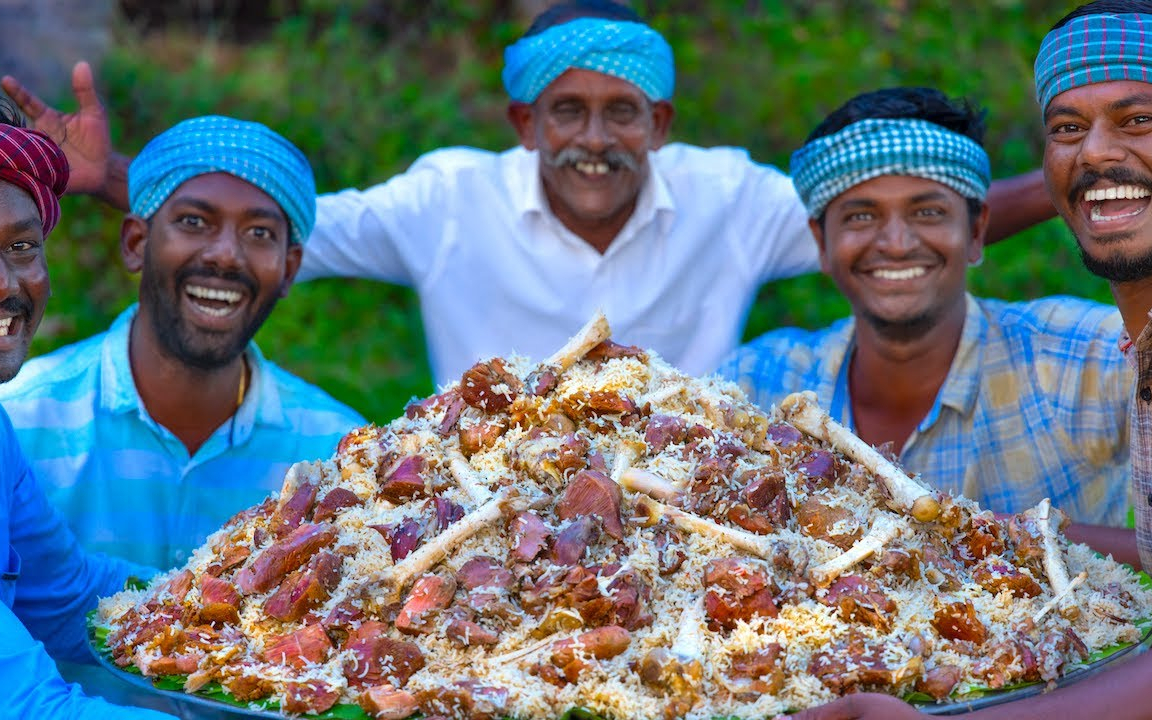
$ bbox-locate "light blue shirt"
[0,304,365,570]
[718,295,1132,525]
[0,407,172,719]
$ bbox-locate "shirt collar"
[512,147,675,251]
[98,304,287,431]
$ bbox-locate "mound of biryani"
[96,314,1152,719]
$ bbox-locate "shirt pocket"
[0,545,20,608]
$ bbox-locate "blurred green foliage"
[31,0,1106,424]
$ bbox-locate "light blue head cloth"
[1034,13,1152,113]
[128,115,316,245]
[790,118,991,218]
[502,17,674,103]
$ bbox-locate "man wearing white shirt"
[2,0,1052,386]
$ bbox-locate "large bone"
[636,496,775,558]
[447,449,493,504]
[619,469,684,504]
[1032,498,1079,619]
[542,311,612,373]
[780,392,940,522]
[1034,571,1087,623]
[808,514,904,587]
[372,491,510,601]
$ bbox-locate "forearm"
[1065,523,1141,569]
[96,152,130,211]
[985,169,1055,244]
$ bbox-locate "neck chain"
[236,355,248,410]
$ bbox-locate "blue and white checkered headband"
[502,17,674,103]
[128,115,316,246]
[1035,13,1152,113]
[790,118,991,219]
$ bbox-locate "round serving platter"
[88,618,1152,720]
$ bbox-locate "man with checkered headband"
[788,2,1152,719]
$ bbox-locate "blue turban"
[790,118,991,219]
[1035,13,1152,113]
[128,115,316,245]
[502,17,674,103]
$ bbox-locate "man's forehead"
[1046,79,1152,120]
[833,175,965,206]
[161,172,287,218]
[541,68,648,100]
[0,180,43,227]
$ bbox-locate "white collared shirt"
[302,143,817,385]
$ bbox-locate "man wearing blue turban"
[719,86,1132,533]
[0,115,365,712]
[4,1,1052,389]
[790,2,1152,720]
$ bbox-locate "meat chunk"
[509,511,550,562]
[550,626,631,682]
[378,455,428,504]
[741,468,791,526]
[654,525,686,575]
[458,418,507,457]
[342,621,425,688]
[644,415,690,453]
[916,665,962,700]
[972,559,1042,598]
[956,516,1006,565]
[198,574,240,626]
[390,518,425,562]
[555,469,624,539]
[460,358,522,413]
[585,339,647,362]
[728,644,785,694]
[796,497,860,549]
[703,559,779,631]
[235,523,337,595]
[282,680,341,715]
[271,480,318,538]
[416,680,509,720]
[396,575,457,635]
[932,600,987,644]
[313,486,362,523]
[261,624,332,668]
[264,551,343,622]
[550,516,600,566]
[360,684,419,720]
[446,618,501,647]
[457,556,514,592]
[819,575,896,630]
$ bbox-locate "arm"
[985,169,1055,244]
[0,602,174,719]
[1,61,129,210]
[788,653,1152,720]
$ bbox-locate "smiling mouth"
[574,161,611,176]
[0,317,11,336]
[1083,185,1152,222]
[185,284,243,318]
[870,267,928,281]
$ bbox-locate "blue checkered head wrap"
[1035,13,1152,113]
[790,118,991,218]
[128,115,316,245]
[502,17,674,103]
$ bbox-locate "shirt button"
[1142,387,1152,403]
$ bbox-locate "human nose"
[578,110,614,152]
[1078,123,1126,168]
[199,225,243,269]
[875,216,917,254]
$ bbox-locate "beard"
[858,308,938,343]
[1077,232,1152,283]
[139,250,278,371]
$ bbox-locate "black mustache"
[177,268,257,296]
[1069,167,1152,205]
[0,296,31,317]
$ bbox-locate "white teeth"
[872,267,927,281]
[1090,203,1147,222]
[1084,185,1151,201]
[574,161,610,176]
[0,317,10,336]
[191,303,232,317]
[186,285,241,304]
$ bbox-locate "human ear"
[968,202,990,265]
[506,102,537,150]
[120,215,149,274]
[648,100,675,149]
[809,217,831,275]
[279,243,303,298]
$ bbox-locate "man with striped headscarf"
[3,1,1053,389]
[0,108,175,719]
[719,87,1132,534]
[790,3,1152,719]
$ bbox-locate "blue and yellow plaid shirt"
[0,305,365,571]
[717,294,1132,525]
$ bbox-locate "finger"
[71,60,102,112]
[0,74,48,120]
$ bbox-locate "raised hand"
[1,60,112,196]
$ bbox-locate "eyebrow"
[168,196,286,223]
[0,217,43,236]
[1045,92,1152,122]
[836,189,950,210]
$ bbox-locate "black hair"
[0,99,26,129]
[805,87,986,226]
[523,0,645,37]
[1053,0,1152,29]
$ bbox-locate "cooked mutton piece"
[198,574,241,626]
[448,450,494,504]
[378,455,428,504]
[808,514,905,588]
[819,574,896,630]
[638,598,706,717]
[635,496,776,558]
[371,491,512,601]
[460,358,523,413]
[556,469,624,539]
[359,684,419,720]
[509,511,550,562]
[261,623,332,668]
[1031,498,1080,619]
[313,487,362,523]
[618,468,683,504]
[417,680,510,720]
[235,523,338,595]
[780,391,940,522]
[932,600,987,643]
[550,625,631,682]
[271,462,322,535]
[703,559,779,631]
[281,680,341,715]
[542,311,612,376]
[342,620,425,688]
[264,550,343,622]
[396,574,457,635]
